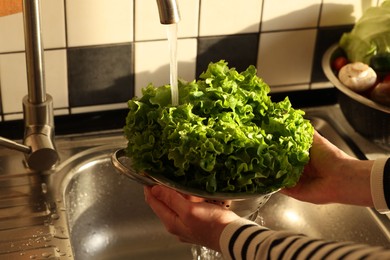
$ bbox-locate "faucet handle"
[24,131,58,171]
[156,0,181,24]
[23,94,58,171]
[0,133,58,171]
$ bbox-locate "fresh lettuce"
[124,61,314,194]
[339,0,390,64]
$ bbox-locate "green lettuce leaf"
[124,60,314,194]
[339,1,390,63]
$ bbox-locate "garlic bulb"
[338,62,377,92]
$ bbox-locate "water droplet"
[41,252,51,258]
[43,236,52,242]
[53,226,68,239]
[41,183,48,194]
[51,213,60,220]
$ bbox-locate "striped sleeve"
[219,218,390,260]
[371,157,390,214]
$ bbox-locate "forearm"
[337,156,390,213]
[220,218,390,260]
[218,157,390,259]
[333,158,374,207]
[324,156,390,214]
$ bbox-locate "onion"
[338,62,377,92]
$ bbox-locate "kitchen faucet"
[0,0,57,172]
[0,0,180,172]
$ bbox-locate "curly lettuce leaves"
[339,1,390,64]
[124,61,314,194]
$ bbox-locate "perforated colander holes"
[205,199,231,209]
[257,195,271,209]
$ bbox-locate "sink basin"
[63,146,193,260]
[45,106,389,259]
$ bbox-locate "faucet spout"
[156,0,181,24]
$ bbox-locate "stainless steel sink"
[0,105,389,259]
[61,146,194,260]
[58,106,389,259]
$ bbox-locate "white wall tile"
[0,0,65,53]
[135,0,199,41]
[199,0,263,36]
[4,113,23,121]
[53,108,69,116]
[0,53,27,114]
[176,0,200,38]
[134,0,163,41]
[257,29,316,87]
[261,0,321,31]
[3,0,381,119]
[0,13,24,52]
[66,0,133,47]
[320,0,377,26]
[270,84,310,93]
[0,50,68,114]
[134,38,197,97]
[70,103,126,115]
[45,50,68,109]
[41,0,66,49]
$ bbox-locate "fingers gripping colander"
[111,149,277,218]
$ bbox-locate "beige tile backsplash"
[261,0,322,31]
[257,29,317,87]
[66,0,133,47]
[199,0,263,36]
[0,0,384,120]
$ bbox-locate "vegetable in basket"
[124,61,314,194]
[339,0,390,65]
[336,0,390,106]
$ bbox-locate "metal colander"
[111,149,276,218]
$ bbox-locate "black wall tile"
[196,33,259,76]
[311,25,353,83]
[67,44,134,107]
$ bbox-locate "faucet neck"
[22,0,46,104]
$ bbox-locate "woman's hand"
[144,185,240,251]
[282,131,374,207]
[144,131,376,254]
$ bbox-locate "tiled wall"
[0,0,386,122]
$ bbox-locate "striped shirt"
[219,158,390,260]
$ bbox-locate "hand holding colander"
[111,148,277,218]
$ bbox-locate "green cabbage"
[339,0,390,64]
[124,61,314,194]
